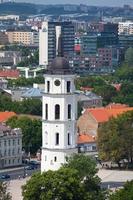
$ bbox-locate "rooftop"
[0,111,16,122]
[78,133,96,144]
[0,123,21,136]
[46,57,73,75]
[85,104,133,123]
[0,70,19,79]
[21,88,43,98]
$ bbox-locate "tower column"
[41,57,77,172]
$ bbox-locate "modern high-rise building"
[81,33,97,56]
[39,21,74,66]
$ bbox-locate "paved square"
[8,169,133,200]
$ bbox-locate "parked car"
[25,165,36,170]
[0,174,10,179]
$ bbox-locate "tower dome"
[47,57,72,74]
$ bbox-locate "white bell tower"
[41,57,77,172]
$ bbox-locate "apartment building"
[0,124,22,168]
[119,21,133,35]
[6,31,39,46]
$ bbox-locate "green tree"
[21,99,42,116]
[22,155,106,200]
[75,76,105,90]
[125,47,133,67]
[112,82,133,106]
[7,116,42,154]
[115,65,133,81]
[0,94,42,116]
[8,76,44,87]
[109,180,133,200]
[97,111,133,167]
[93,85,117,105]
[0,182,12,200]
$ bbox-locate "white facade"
[0,125,22,169]
[39,21,48,66]
[119,21,133,35]
[41,73,77,171]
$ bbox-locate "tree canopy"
[0,182,11,200]
[8,76,44,87]
[97,110,133,167]
[0,95,42,116]
[22,154,106,200]
[125,47,133,67]
[7,116,42,154]
[109,180,133,200]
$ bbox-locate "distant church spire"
[57,35,62,57]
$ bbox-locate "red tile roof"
[112,83,121,91]
[78,133,96,144]
[0,70,20,79]
[85,104,133,123]
[0,112,16,122]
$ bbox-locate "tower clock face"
[54,79,61,86]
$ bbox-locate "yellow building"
[6,31,39,46]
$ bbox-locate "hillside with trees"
[0,2,37,15]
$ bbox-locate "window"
[47,81,50,92]
[55,133,59,145]
[68,104,71,119]
[45,155,47,161]
[12,149,15,155]
[67,81,71,93]
[18,139,20,145]
[45,132,48,145]
[4,140,6,146]
[92,146,97,151]
[45,104,48,120]
[54,156,57,162]
[8,149,10,156]
[55,104,60,120]
[13,139,15,146]
[68,133,71,145]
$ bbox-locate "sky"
[16,0,133,7]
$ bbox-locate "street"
[0,165,40,181]
[3,168,132,200]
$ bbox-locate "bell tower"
[41,57,77,171]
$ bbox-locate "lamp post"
[28,142,32,161]
[23,165,26,178]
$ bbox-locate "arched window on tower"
[67,81,71,93]
[47,81,50,93]
[55,104,60,119]
[68,133,71,145]
[45,131,48,145]
[45,104,48,120]
[55,133,59,145]
[68,104,71,119]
